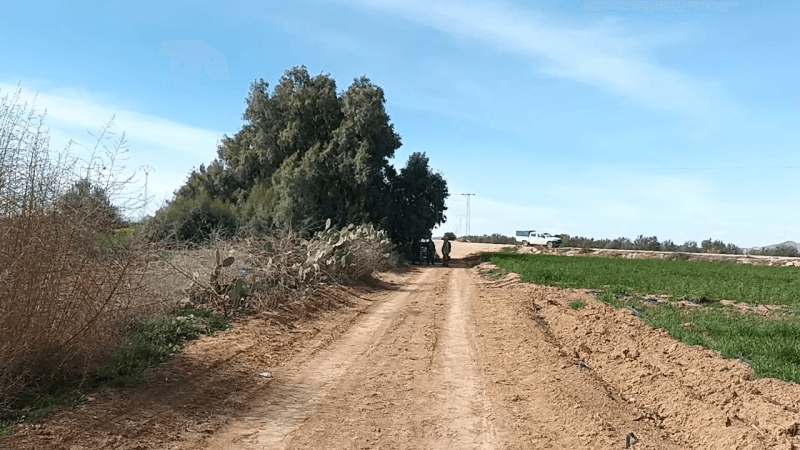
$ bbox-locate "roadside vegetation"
[0,310,228,435]
[1,68,448,435]
[484,252,800,384]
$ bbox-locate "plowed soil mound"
[476,266,800,449]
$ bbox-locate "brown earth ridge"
[2,241,798,449]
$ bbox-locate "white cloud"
[0,82,224,160]
[1,81,225,218]
[339,0,724,118]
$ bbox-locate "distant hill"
[745,241,800,253]
[761,241,800,251]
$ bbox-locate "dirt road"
[4,243,800,449]
[183,259,799,449]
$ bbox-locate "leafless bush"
[0,85,148,407]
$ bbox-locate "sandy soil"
[3,243,799,449]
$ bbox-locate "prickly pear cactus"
[305,220,390,279]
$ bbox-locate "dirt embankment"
[3,250,799,449]
[475,264,800,449]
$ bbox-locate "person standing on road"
[426,239,436,265]
[442,237,452,267]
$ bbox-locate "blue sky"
[2,0,798,247]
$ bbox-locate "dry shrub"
[173,225,391,315]
[0,84,150,407]
[0,213,146,406]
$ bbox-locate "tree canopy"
[157,66,448,244]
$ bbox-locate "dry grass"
[0,213,150,406]
[0,84,155,408]
[170,228,392,316]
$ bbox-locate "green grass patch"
[569,300,585,310]
[605,299,800,384]
[487,253,800,306]
[96,309,228,387]
[0,389,86,436]
[98,227,136,249]
[1,309,228,435]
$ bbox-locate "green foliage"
[559,234,743,254]
[488,253,800,306]
[1,390,85,435]
[155,67,447,246]
[701,238,743,255]
[461,234,517,244]
[633,235,660,251]
[443,232,457,240]
[238,181,277,232]
[58,178,125,231]
[596,293,625,308]
[385,152,448,248]
[98,227,136,249]
[0,309,228,434]
[154,190,238,244]
[305,221,390,278]
[97,310,228,386]
[569,300,586,310]
[750,244,799,257]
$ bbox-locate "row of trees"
[560,234,798,256]
[154,67,448,248]
[447,231,797,257]
[562,235,743,253]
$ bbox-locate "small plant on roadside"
[0,390,86,437]
[569,300,586,310]
[597,293,625,308]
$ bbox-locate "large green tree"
[160,66,447,243]
[386,152,448,247]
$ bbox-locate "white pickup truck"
[515,230,563,248]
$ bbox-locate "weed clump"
[569,300,586,310]
[96,310,228,386]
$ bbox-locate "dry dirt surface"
[3,242,800,449]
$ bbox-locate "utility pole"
[140,165,154,220]
[458,193,475,236]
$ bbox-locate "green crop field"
[486,253,800,306]
[485,252,800,383]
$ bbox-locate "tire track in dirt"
[279,264,496,449]
[199,269,436,449]
[426,268,496,449]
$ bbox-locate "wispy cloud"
[0,81,225,215]
[339,0,724,118]
[0,82,224,159]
